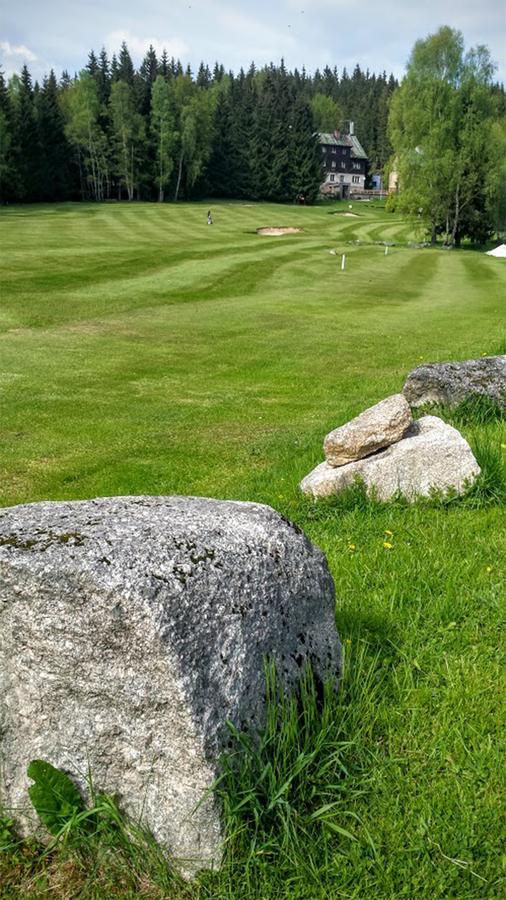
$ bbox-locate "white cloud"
[105,30,190,63]
[0,41,39,76]
[0,41,37,62]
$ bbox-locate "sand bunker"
[257,226,302,236]
[340,212,359,218]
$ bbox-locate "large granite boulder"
[403,355,506,409]
[0,496,341,872]
[301,416,480,501]
[324,394,412,467]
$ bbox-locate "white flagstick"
[385,245,388,255]
[341,253,346,271]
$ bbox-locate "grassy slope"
[0,200,505,898]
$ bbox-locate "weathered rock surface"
[301,416,480,501]
[324,394,412,467]
[403,355,506,409]
[0,495,341,872]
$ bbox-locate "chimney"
[348,121,354,136]
[333,128,340,139]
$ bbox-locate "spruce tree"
[138,45,158,116]
[11,65,39,200]
[35,71,74,200]
[205,87,235,197]
[159,50,169,79]
[0,70,14,201]
[290,97,323,202]
[97,48,111,106]
[86,51,99,77]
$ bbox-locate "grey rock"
[0,496,341,873]
[324,394,412,467]
[403,355,506,409]
[301,416,480,501]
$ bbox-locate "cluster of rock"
[300,394,480,501]
[0,495,341,873]
[403,354,506,410]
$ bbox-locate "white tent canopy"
[486,244,506,257]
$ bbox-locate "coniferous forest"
[0,43,401,204]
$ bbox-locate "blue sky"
[1,0,505,83]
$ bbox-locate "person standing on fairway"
[207,210,213,225]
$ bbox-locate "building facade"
[319,124,368,198]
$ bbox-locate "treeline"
[0,44,399,204]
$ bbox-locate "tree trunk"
[174,153,183,201]
[159,124,164,202]
[450,183,460,247]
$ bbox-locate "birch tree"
[388,27,498,245]
[109,80,145,200]
[150,75,175,201]
[60,72,109,200]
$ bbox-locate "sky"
[1,0,505,84]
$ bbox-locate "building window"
[341,162,346,169]
[352,162,361,170]
[330,174,335,182]
[340,175,344,183]
[331,147,337,154]
[331,161,336,168]
[352,175,360,184]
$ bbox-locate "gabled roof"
[319,132,368,160]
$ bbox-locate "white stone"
[301,416,480,501]
[0,496,341,874]
[324,394,412,467]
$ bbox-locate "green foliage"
[389,26,502,245]
[150,74,176,201]
[310,93,341,132]
[0,815,17,853]
[109,80,145,200]
[60,71,110,200]
[384,192,397,212]
[27,760,86,836]
[449,393,504,426]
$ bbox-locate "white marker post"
[385,245,388,256]
[341,253,346,271]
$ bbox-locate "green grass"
[1,199,505,898]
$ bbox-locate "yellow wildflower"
[383,541,393,550]
[384,529,393,536]
[348,543,356,551]
[501,444,506,450]
[486,566,493,573]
